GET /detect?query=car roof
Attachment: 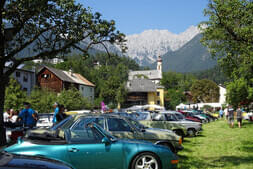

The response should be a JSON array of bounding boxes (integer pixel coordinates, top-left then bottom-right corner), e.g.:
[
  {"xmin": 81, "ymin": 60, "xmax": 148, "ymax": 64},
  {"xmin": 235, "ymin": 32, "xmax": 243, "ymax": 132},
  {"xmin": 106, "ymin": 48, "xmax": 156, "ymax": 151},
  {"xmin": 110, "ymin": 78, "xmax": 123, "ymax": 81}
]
[{"xmin": 72, "ymin": 113, "xmax": 129, "ymax": 120}]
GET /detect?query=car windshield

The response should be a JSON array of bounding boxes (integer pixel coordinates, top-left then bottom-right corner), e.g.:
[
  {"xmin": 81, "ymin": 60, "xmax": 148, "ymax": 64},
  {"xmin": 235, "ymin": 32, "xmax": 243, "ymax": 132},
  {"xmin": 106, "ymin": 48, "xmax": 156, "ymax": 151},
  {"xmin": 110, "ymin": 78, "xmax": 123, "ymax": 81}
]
[
  {"xmin": 127, "ymin": 118, "xmax": 147, "ymax": 130},
  {"xmin": 50, "ymin": 116, "xmax": 72, "ymax": 130},
  {"xmin": 175, "ymin": 113, "xmax": 184, "ymax": 120},
  {"xmin": 0, "ymin": 151, "xmax": 13, "ymax": 166},
  {"xmin": 72, "ymin": 117, "xmax": 117, "ymax": 141},
  {"xmin": 133, "ymin": 113, "xmax": 149, "ymax": 120},
  {"xmin": 93, "ymin": 123, "xmax": 117, "ymax": 141}
]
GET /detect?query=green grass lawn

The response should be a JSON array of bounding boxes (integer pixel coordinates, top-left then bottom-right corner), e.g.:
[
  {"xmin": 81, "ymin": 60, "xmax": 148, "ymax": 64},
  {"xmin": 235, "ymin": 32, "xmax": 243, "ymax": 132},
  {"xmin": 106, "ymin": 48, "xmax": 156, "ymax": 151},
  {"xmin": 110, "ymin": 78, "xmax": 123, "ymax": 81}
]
[{"xmin": 178, "ymin": 119, "xmax": 253, "ymax": 169}]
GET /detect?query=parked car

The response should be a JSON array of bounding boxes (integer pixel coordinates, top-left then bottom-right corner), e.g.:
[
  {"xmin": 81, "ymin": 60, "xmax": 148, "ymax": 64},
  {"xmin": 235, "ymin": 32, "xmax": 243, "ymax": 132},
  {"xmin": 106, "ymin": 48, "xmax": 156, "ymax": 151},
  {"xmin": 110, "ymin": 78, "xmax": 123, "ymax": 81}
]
[
  {"xmin": 84, "ymin": 113, "xmax": 183, "ymax": 153},
  {"xmin": 179, "ymin": 110, "xmax": 207, "ymax": 123},
  {"xmin": 5, "ymin": 123, "xmax": 179, "ymax": 169},
  {"xmin": 133, "ymin": 112, "xmax": 188, "ymax": 139},
  {"xmin": 28, "ymin": 114, "xmax": 183, "ymax": 153},
  {"xmin": 37, "ymin": 113, "xmax": 54, "ymax": 128},
  {"xmin": 158, "ymin": 111, "xmax": 202, "ymax": 136},
  {"xmin": 65, "ymin": 110, "xmax": 91, "ymax": 115},
  {"xmin": 0, "ymin": 151, "xmax": 73, "ymax": 169},
  {"xmin": 177, "ymin": 110, "xmax": 201, "ymax": 123}
]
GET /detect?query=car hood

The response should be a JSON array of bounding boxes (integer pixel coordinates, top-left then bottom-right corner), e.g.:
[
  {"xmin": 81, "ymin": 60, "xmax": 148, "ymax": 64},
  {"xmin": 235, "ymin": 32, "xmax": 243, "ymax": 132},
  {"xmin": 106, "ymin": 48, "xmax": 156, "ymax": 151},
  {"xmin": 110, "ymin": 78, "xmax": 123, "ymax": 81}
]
[
  {"xmin": 177, "ymin": 120, "xmax": 201, "ymax": 125},
  {"xmin": 194, "ymin": 115, "xmax": 206, "ymax": 119},
  {"xmin": 144, "ymin": 128, "xmax": 180, "ymax": 140}
]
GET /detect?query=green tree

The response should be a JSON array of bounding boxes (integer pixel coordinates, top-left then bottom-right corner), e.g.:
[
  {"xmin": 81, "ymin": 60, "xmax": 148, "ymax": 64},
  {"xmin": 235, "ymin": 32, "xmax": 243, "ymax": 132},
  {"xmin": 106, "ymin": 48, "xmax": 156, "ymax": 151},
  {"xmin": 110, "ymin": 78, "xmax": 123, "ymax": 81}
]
[
  {"xmin": 200, "ymin": 0, "xmax": 253, "ymax": 106},
  {"xmin": 0, "ymin": 0, "xmax": 125, "ymax": 145},
  {"xmin": 115, "ymin": 83, "xmax": 128, "ymax": 108},
  {"xmin": 161, "ymin": 72, "xmax": 196, "ymax": 91},
  {"xmin": 28, "ymin": 87, "xmax": 57, "ymax": 113},
  {"xmin": 57, "ymin": 87, "xmax": 92, "ymax": 111},
  {"xmin": 165, "ymin": 89, "xmax": 186, "ymax": 110},
  {"xmin": 4, "ymin": 78, "xmax": 27, "ymax": 111},
  {"xmin": 226, "ymin": 78, "xmax": 250, "ymax": 107},
  {"xmin": 191, "ymin": 79, "xmax": 220, "ymax": 103}
]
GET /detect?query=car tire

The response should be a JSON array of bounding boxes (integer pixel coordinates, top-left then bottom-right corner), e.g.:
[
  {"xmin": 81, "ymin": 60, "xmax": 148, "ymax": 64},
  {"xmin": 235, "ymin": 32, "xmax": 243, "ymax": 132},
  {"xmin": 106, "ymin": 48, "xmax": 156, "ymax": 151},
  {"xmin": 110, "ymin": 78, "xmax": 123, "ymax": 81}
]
[
  {"xmin": 131, "ymin": 152, "xmax": 161, "ymax": 169},
  {"xmin": 187, "ymin": 128, "xmax": 196, "ymax": 137}
]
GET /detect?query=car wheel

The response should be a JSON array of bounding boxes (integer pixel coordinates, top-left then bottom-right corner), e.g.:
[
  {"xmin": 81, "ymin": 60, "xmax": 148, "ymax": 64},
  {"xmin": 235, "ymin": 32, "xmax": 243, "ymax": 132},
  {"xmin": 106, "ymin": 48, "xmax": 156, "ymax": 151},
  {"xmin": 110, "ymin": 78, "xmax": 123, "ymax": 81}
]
[
  {"xmin": 131, "ymin": 152, "xmax": 161, "ymax": 169},
  {"xmin": 187, "ymin": 128, "xmax": 196, "ymax": 137}
]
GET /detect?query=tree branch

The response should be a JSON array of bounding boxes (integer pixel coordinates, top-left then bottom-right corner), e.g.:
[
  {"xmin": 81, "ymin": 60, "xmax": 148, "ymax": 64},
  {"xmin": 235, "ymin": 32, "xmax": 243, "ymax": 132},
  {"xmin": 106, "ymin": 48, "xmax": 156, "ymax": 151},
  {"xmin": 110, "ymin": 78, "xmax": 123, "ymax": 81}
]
[
  {"xmin": 4, "ymin": 40, "xmax": 77, "ymax": 77},
  {"xmin": 5, "ymin": 26, "xmax": 55, "ymax": 61},
  {"xmin": 213, "ymin": 5, "xmax": 251, "ymax": 44},
  {"xmin": 0, "ymin": 0, "xmax": 6, "ymax": 10}
]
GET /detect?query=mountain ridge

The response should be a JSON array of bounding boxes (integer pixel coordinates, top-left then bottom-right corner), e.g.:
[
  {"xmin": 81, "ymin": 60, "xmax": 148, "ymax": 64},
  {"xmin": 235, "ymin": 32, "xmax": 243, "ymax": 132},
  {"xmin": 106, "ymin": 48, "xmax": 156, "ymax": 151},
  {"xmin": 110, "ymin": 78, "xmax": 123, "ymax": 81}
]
[
  {"xmin": 150, "ymin": 34, "xmax": 217, "ymax": 72},
  {"xmin": 125, "ymin": 25, "xmax": 200, "ymax": 66}
]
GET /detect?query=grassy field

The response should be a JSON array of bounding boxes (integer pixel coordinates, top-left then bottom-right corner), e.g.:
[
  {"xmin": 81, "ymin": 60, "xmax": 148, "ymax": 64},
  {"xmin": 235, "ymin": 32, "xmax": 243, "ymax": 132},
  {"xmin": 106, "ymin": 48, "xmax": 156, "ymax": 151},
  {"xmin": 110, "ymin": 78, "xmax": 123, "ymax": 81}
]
[{"xmin": 178, "ymin": 119, "xmax": 253, "ymax": 169}]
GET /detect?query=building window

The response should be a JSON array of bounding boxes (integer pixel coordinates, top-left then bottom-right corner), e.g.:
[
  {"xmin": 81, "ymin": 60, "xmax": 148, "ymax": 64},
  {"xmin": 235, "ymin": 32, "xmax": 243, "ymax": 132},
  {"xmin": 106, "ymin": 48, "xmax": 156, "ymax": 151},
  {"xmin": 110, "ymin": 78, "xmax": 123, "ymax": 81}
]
[
  {"xmin": 90, "ymin": 88, "xmax": 92, "ymax": 92},
  {"xmin": 23, "ymin": 75, "xmax": 28, "ymax": 82},
  {"xmin": 157, "ymin": 100, "xmax": 160, "ymax": 105},
  {"xmin": 41, "ymin": 74, "xmax": 50, "ymax": 79},
  {"xmin": 16, "ymin": 71, "xmax": 20, "ymax": 77},
  {"xmin": 23, "ymin": 88, "xmax": 27, "ymax": 92},
  {"xmin": 157, "ymin": 92, "xmax": 160, "ymax": 96}
]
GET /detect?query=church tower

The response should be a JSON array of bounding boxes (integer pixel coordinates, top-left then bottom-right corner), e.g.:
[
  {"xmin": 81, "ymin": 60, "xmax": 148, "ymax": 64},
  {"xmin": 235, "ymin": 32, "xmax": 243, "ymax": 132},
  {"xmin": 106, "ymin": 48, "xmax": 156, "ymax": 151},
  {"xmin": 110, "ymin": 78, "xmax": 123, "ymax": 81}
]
[{"xmin": 157, "ymin": 56, "xmax": 162, "ymax": 74}]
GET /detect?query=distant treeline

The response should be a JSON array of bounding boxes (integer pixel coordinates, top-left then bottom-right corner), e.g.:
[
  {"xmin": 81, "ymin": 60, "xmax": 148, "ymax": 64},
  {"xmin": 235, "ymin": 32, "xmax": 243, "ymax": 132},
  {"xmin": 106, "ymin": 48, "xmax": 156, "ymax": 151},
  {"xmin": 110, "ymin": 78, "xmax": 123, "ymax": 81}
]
[{"xmin": 192, "ymin": 65, "xmax": 229, "ymax": 85}]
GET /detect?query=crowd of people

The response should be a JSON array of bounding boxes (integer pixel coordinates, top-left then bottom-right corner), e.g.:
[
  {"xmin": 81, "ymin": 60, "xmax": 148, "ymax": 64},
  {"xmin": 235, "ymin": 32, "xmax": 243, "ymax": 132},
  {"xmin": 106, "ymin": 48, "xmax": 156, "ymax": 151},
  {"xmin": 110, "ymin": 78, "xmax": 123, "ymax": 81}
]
[
  {"xmin": 219, "ymin": 105, "xmax": 243, "ymax": 128},
  {"xmin": 4, "ymin": 102, "xmax": 68, "ymax": 129},
  {"xmin": 4, "ymin": 102, "xmax": 37, "ymax": 129}
]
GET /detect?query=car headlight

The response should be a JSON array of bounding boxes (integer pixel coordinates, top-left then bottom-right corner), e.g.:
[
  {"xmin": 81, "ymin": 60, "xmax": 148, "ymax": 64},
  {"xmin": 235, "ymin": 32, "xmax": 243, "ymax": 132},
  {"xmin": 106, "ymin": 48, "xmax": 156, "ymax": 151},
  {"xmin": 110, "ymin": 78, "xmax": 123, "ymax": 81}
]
[{"xmin": 179, "ymin": 137, "xmax": 182, "ymax": 145}]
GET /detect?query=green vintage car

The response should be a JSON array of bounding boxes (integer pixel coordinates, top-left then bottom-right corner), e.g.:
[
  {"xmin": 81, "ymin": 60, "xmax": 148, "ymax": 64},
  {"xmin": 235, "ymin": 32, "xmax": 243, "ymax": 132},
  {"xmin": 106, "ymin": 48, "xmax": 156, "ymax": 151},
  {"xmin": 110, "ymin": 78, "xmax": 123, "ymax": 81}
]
[
  {"xmin": 133, "ymin": 112, "xmax": 188, "ymax": 138},
  {"xmin": 5, "ymin": 123, "xmax": 179, "ymax": 169},
  {"xmin": 27, "ymin": 114, "xmax": 183, "ymax": 153}
]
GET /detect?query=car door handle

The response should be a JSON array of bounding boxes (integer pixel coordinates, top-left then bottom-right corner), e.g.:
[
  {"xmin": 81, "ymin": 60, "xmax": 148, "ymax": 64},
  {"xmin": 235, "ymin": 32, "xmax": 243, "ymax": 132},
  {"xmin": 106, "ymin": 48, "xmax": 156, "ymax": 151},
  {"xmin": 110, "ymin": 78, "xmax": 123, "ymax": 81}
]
[{"xmin": 68, "ymin": 148, "xmax": 79, "ymax": 153}]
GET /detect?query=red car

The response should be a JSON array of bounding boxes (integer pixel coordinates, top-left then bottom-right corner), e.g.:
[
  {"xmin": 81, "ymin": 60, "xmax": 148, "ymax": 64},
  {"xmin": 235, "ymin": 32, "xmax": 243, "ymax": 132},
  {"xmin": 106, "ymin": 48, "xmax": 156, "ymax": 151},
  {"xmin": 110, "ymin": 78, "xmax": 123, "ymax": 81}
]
[{"xmin": 178, "ymin": 110, "xmax": 202, "ymax": 123}]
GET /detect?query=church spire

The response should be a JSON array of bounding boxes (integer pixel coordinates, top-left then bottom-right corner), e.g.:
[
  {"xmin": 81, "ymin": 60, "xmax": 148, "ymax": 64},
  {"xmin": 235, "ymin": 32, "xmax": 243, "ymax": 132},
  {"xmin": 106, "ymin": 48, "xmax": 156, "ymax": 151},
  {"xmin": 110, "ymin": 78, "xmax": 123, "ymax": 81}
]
[{"xmin": 157, "ymin": 56, "xmax": 162, "ymax": 73}]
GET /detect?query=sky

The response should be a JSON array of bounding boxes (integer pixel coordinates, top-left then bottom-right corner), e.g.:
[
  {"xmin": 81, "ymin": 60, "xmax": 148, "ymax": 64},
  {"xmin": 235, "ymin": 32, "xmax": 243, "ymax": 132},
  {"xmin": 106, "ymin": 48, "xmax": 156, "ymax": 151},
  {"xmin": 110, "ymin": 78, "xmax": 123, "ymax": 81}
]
[{"xmin": 77, "ymin": 0, "xmax": 209, "ymax": 35}]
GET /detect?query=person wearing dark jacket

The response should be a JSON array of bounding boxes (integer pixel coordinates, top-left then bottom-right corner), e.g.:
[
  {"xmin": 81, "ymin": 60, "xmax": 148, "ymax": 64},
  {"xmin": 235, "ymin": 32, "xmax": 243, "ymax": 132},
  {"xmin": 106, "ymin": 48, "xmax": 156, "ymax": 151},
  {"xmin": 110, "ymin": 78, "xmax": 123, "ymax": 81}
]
[
  {"xmin": 236, "ymin": 106, "xmax": 243, "ymax": 128},
  {"xmin": 56, "ymin": 105, "xmax": 67, "ymax": 123}
]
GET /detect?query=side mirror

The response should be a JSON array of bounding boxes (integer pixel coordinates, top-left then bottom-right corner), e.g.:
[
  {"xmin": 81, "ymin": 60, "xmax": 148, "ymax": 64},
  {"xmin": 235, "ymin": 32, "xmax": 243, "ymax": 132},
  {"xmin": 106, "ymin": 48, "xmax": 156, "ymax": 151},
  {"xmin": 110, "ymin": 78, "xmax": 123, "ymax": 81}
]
[{"xmin": 101, "ymin": 137, "xmax": 111, "ymax": 145}]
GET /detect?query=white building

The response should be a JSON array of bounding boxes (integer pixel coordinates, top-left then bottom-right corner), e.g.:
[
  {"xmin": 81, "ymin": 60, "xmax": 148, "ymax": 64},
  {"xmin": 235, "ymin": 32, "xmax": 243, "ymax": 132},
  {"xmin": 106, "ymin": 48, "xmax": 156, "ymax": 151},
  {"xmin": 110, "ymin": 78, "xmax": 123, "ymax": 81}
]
[
  {"xmin": 4, "ymin": 62, "xmax": 36, "ymax": 95},
  {"xmin": 12, "ymin": 68, "xmax": 36, "ymax": 95},
  {"xmin": 176, "ymin": 85, "xmax": 227, "ymax": 110},
  {"xmin": 32, "ymin": 57, "xmax": 64, "ymax": 65},
  {"xmin": 219, "ymin": 84, "xmax": 227, "ymax": 104},
  {"xmin": 128, "ymin": 56, "xmax": 162, "ymax": 84}
]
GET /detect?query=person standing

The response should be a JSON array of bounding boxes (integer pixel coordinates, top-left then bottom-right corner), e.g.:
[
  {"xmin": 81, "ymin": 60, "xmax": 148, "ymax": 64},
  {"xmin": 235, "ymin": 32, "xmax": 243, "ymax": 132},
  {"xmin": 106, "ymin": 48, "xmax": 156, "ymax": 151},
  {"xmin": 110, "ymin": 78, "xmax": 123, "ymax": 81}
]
[
  {"xmin": 3, "ymin": 109, "xmax": 11, "ymax": 122},
  {"xmin": 18, "ymin": 102, "xmax": 38, "ymax": 128},
  {"xmin": 52, "ymin": 102, "xmax": 59, "ymax": 124},
  {"xmin": 56, "ymin": 105, "xmax": 67, "ymax": 123},
  {"xmin": 10, "ymin": 110, "xmax": 19, "ymax": 123},
  {"xmin": 236, "ymin": 106, "xmax": 243, "ymax": 128},
  {"xmin": 224, "ymin": 107, "xmax": 229, "ymax": 120},
  {"xmin": 228, "ymin": 105, "xmax": 234, "ymax": 128},
  {"xmin": 219, "ymin": 108, "xmax": 224, "ymax": 119}
]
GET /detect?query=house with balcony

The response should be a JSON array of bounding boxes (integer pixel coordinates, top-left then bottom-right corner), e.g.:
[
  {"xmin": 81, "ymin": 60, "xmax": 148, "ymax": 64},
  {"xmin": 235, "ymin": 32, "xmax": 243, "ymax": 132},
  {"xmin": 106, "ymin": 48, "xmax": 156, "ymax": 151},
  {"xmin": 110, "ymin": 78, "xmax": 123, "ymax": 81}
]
[{"xmin": 37, "ymin": 66, "xmax": 95, "ymax": 102}]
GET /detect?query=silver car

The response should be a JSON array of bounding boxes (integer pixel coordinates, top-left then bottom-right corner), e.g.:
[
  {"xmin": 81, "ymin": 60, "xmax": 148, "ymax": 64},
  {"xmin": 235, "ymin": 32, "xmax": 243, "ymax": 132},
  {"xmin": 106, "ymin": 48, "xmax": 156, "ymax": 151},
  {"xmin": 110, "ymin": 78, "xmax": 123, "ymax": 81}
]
[{"xmin": 155, "ymin": 111, "xmax": 202, "ymax": 137}]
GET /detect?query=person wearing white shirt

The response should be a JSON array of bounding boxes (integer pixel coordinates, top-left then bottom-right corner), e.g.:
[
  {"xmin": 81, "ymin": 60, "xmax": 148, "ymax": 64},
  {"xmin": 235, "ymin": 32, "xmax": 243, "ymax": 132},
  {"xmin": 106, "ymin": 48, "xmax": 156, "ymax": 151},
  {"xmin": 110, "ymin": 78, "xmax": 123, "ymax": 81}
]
[
  {"xmin": 3, "ymin": 109, "xmax": 11, "ymax": 122},
  {"xmin": 9, "ymin": 110, "xmax": 18, "ymax": 123}
]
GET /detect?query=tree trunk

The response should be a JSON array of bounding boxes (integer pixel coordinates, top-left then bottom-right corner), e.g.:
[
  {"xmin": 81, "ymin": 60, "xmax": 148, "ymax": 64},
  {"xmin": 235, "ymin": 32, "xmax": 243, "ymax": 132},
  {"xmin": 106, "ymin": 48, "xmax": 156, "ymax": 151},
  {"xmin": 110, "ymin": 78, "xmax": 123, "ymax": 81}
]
[{"xmin": 0, "ymin": 74, "xmax": 7, "ymax": 146}]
